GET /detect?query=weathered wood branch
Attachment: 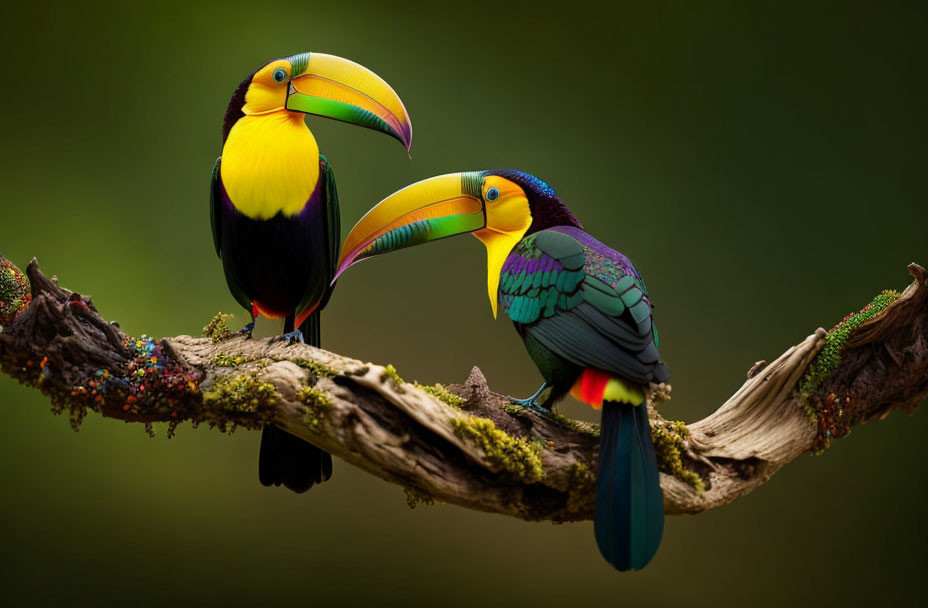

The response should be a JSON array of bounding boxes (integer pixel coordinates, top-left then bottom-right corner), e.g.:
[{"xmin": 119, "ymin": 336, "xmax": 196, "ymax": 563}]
[{"xmin": 1, "ymin": 255, "xmax": 926, "ymax": 520}]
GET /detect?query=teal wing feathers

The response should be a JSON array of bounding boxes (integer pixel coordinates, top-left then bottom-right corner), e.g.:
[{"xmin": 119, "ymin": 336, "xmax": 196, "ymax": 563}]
[
  {"xmin": 500, "ymin": 228, "xmax": 668, "ymax": 384},
  {"xmin": 500, "ymin": 230, "xmax": 586, "ymax": 324}
]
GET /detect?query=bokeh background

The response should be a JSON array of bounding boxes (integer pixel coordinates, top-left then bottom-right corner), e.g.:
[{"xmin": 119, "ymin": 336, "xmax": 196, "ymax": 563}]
[{"xmin": 1, "ymin": 1, "xmax": 925, "ymax": 605}]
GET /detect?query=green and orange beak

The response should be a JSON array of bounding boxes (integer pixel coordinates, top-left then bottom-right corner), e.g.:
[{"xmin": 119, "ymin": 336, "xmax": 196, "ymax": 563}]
[
  {"xmin": 284, "ymin": 52, "xmax": 413, "ymax": 152},
  {"xmin": 335, "ymin": 172, "xmax": 487, "ymax": 277},
  {"xmin": 335, "ymin": 171, "xmax": 534, "ymax": 317}
]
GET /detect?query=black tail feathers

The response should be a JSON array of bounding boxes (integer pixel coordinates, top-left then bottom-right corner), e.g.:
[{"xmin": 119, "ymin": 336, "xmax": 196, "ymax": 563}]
[
  {"xmin": 299, "ymin": 311, "xmax": 321, "ymax": 347},
  {"xmin": 258, "ymin": 424, "xmax": 333, "ymax": 493},
  {"xmin": 258, "ymin": 310, "xmax": 332, "ymax": 493}
]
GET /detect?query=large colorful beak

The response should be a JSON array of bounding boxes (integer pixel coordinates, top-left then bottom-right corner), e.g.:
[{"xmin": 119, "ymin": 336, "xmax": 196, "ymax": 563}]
[
  {"xmin": 335, "ymin": 172, "xmax": 487, "ymax": 280},
  {"xmin": 285, "ymin": 52, "xmax": 413, "ymax": 152}
]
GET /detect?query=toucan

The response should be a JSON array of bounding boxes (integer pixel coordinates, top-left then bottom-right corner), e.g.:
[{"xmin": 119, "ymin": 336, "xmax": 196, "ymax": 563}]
[
  {"xmin": 334, "ymin": 170, "xmax": 669, "ymax": 570},
  {"xmin": 210, "ymin": 52, "xmax": 412, "ymax": 493}
]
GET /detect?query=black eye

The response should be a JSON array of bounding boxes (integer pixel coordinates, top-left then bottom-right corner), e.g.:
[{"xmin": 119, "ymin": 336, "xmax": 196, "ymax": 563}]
[
  {"xmin": 273, "ymin": 68, "xmax": 287, "ymax": 83},
  {"xmin": 486, "ymin": 187, "xmax": 500, "ymax": 201}
]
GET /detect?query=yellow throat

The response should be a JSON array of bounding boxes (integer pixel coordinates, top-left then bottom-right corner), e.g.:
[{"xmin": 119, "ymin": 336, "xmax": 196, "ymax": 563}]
[
  {"xmin": 474, "ymin": 187, "xmax": 532, "ymax": 319},
  {"xmin": 220, "ymin": 112, "xmax": 320, "ymax": 220}
]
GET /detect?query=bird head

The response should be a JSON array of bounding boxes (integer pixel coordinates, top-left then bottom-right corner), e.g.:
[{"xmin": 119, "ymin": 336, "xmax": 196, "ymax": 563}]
[
  {"xmin": 223, "ymin": 52, "xmax": 412, "ymax": 151},
  {"xmin": 334, "ymin": 170, "xmax": 581, "ymax": 317}
]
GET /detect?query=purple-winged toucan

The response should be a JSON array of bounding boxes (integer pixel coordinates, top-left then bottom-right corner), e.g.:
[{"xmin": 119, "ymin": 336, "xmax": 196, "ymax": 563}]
[
  {"xmin": 335, "ymin": 171, "xmax": 670, "ymax": 570},
  {"xmin": 210, "ymin": 52, "xmax": 412, "ymax": 493}
]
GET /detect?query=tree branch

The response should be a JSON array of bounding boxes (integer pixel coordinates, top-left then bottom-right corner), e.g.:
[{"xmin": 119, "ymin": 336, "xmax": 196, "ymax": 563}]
[{"xmin": 1, "ymin": 254, "xmax": 925, "ymax": 520}]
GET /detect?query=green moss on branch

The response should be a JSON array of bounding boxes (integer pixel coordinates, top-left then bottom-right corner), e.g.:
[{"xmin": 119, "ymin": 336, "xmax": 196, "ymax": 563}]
[
  {"xmin": 201, "ymin": 372, "xmax": 278, "ymax": 431},
  {"xmin": 450, "ymin": 415, "xmax": 544, "ymax": 483},
  {"xmin": 293, "ymin": 358, "xmax": 337, "ymax": 379},
  {"xmin": 297, "ymin": 386, "xmax": 331, "ymax": 430},
  {"xmin": 800, "ymin": 290, "xmax": 900, "ymax": 401},
  {"xmin": 380, "ymin": 364, "xmax": 406, "ymax": 393},
  {"xmin": 799, "ymin": 289, "xmax": 901, "ymax": 453},
  {"xmin": 214, "ymin": 353, "xmax": 251, "ymax": 367},
  {"xmin": 415, "ymin": 382, "xmax": 465, "ymax": 408},
  {"xmin": 502, "ymin": 402, "xmax": 600, "ymax": 437},
  {"xmin": 546, "ymin": 410, "xmax": 600, "ymax": 438},
  {"xmin": 565, "ymin": 462, "xmax": 597, "ymax": 517},
  {"xmin": 202, "ymin": 312, "xmax": 236, "ymax": 343},
  {"xmin": 650, "ymin": 419, "xmax": 705, "ymax": 492},
  {"xmin": 404, "ymin": 486, "xmax": 441, "ymax": 508}
]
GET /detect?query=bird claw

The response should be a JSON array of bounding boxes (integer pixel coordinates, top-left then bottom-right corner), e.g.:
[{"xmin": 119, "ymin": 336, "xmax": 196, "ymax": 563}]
[
  {"xmin": 269, "ymin": 329, "xmax": 304, "ymax": 345},
  {"xmin": 236, "ymin": 322, "xmax": 255, "ymax": 338}
]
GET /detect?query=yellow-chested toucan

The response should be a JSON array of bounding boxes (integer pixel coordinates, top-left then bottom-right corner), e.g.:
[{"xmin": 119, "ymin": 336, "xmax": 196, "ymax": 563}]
[
  {"xmin": 210, "ymin": 52, "xmax": 411, "ymax": 493},
  {"xmin": 335, "ymin": 171, "xmax": 670, "ymax": 570}
]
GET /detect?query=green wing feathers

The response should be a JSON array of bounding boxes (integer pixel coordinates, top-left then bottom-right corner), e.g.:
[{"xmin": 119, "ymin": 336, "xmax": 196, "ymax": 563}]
[{"xmin": 501, "ymin": 228, "xmax": 668, "ymax": 385}]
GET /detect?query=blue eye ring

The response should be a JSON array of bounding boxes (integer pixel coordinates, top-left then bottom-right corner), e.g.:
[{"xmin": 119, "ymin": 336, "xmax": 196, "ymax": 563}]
[
  {"xmin": 273, "ymin": 68, "xmax": 287, "ymax": 83},
  {"xmin": 486, "ymin": 187, "xmax": 500, "ymax": 201}
]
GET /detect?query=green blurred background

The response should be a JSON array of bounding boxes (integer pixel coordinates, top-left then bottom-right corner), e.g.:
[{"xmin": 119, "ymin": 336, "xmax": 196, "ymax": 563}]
[{"xmin": 1, "ymin": 1, "xmax": 925, "ymax": 605}]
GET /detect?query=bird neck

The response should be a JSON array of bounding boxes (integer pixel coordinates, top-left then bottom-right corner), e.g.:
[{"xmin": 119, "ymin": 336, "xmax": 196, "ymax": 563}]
[
  {"xmin": 220, "ymin": 111, "xmax": 321, "ymax": 220},
  {"xmin": 526, "ymin": 196, "xmax": 583, "ymax": 235}
]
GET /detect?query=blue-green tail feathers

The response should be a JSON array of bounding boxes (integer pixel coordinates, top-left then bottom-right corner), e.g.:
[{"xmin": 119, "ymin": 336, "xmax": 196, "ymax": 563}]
[{"xmin": 594, "ymin": 401, "xmax": 664, "ymax": 571}]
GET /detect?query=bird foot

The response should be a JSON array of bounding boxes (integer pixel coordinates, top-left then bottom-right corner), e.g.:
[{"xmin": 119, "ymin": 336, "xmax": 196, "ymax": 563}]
[
  {"xmin": 507, "ymin": 395, "xmax": 551, "ymax": 414},
  {"xmin": 506, "ymin": 382, "xmax": 550, "ymax": 414},
  {"xmin": 269, "ymin": 329, "xmax": 304, "ymax": 345},
  {"xmin": 236, "ymin": 322, "xmax": 255, "ymax": 338}
]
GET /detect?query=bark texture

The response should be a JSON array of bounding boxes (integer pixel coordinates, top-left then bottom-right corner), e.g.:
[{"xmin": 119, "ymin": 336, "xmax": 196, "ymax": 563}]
[{"xmin": 1, "ymin": 257, "xmax": 925, "ymax": 520}]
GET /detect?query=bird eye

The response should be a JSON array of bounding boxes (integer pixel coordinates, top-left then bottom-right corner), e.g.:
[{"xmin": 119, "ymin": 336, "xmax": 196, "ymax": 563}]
[
  {"xmin": 273, "ymin": 68, "xmax": 287, "ymax": 83},
  {"xmin": 486, "ymin": 187, "xmax": 500, "ymax": 201}
]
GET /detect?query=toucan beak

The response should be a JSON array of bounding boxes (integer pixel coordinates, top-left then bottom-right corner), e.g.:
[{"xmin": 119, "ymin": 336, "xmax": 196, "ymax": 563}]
[
  {"xmin": 285, "ymin": 52, "xmax": 413, "ymax": 152},
  {"xmin": 334, "ymin": 172, "xmax": 487, "ymax": 280}
]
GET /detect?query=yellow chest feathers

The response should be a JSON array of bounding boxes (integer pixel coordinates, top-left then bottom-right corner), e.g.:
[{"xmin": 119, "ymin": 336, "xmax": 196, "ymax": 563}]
[{"xmin": 221, "ymin": 112, "xmax": 320, "ymax": 220}]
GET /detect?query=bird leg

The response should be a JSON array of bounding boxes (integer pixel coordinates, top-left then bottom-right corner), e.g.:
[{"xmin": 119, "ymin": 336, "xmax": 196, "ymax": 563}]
[{"xmin": 235, "ymin": 321, "xmax": 256, "ymax": 338}]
